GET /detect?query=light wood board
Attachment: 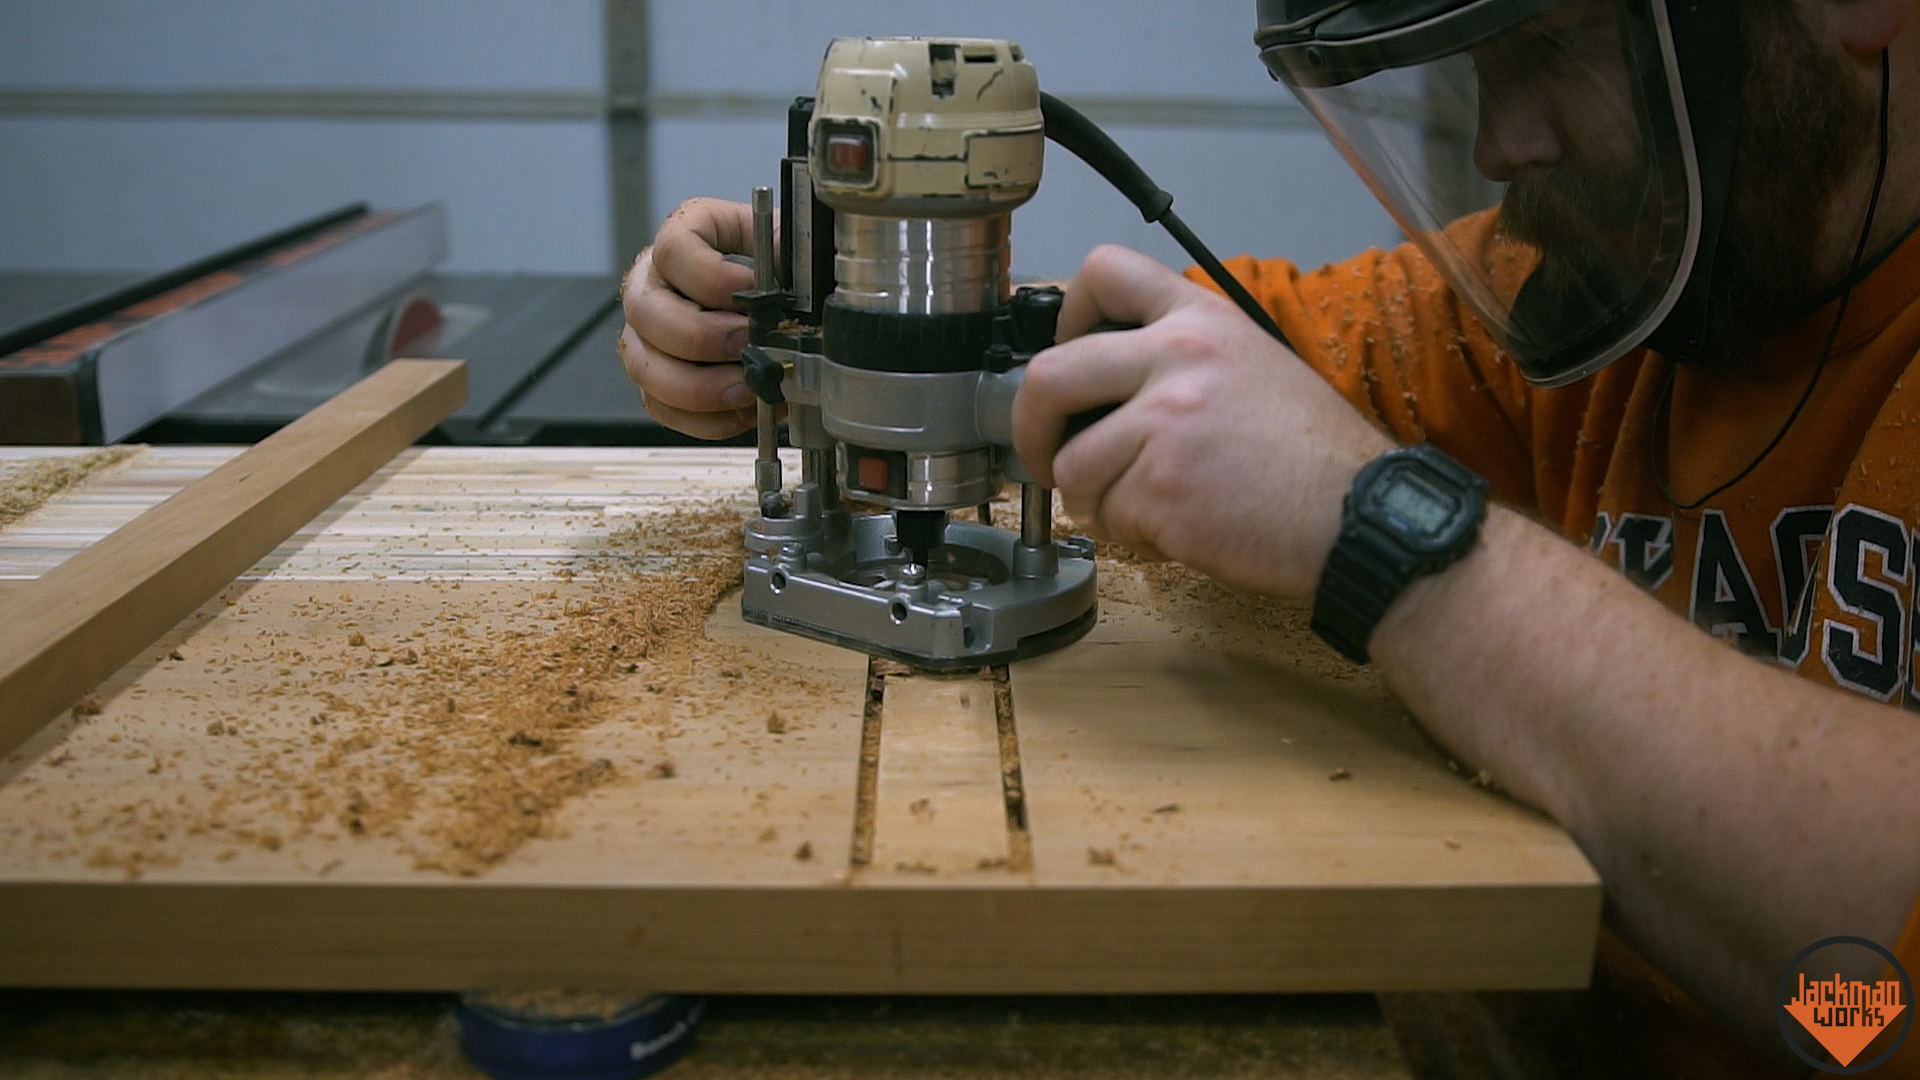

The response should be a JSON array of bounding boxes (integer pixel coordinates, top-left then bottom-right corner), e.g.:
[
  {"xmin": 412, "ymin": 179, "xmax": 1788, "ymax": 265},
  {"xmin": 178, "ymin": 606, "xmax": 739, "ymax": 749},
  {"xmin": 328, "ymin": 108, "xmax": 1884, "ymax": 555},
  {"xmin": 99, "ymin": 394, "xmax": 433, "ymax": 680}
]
[{"xmin": 0, "ymin": 446, "xmax": 1599, "ymax": 993}]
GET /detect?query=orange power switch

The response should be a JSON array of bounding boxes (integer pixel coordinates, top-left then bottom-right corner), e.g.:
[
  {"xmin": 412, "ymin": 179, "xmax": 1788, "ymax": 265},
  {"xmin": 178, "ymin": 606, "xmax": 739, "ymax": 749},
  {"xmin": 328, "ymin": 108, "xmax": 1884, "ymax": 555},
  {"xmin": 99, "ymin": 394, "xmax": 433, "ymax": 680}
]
[
  {"xmin": 856, "ymin": 454, "xmax": 891, "ymax": 493},
  {"xmin": 827, "ymin": 133, "xmax": 872, "ymax": 178}
]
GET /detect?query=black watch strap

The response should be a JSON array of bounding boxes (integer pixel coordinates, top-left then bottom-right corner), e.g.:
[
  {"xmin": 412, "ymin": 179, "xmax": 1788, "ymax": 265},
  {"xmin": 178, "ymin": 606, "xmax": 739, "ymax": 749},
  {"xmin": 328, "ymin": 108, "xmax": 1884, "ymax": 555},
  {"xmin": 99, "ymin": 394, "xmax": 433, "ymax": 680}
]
[
  {"xmin": 1313, "ymin": 533, "xmax": 1412, "ymax": 664},
  {"xmin": 1311, "ymin": 444, "xmax": 1487, "ymax": 664}
]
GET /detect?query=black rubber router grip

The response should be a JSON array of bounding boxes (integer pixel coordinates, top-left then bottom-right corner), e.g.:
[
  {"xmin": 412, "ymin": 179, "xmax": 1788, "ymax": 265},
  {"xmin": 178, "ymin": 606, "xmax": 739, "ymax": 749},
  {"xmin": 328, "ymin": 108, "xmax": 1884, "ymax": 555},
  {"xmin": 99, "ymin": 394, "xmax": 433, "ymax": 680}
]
[
  {"xmin": 822, "ymin": 300, "xmax": 999, "ymax": 373},
  {"xmin": 1058, "ymin": 320, "xmax": 1134, "ymax": 449},
  {"xmin": 1062, "ymin": 403, "xmax": 1117, "ymax": 446}
]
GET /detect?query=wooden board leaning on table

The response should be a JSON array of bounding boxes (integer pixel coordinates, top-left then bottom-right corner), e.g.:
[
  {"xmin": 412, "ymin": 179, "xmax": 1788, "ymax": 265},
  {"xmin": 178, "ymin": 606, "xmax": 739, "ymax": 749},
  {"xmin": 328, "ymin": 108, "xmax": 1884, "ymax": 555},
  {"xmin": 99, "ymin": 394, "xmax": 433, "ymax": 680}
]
[
  {"xmin": 0, "ymin": 359, "xmax": 467, "ymax": 758},
  {"xmin": 0, "ymin": 444, "xmax": 1598, "ymax": 993}
]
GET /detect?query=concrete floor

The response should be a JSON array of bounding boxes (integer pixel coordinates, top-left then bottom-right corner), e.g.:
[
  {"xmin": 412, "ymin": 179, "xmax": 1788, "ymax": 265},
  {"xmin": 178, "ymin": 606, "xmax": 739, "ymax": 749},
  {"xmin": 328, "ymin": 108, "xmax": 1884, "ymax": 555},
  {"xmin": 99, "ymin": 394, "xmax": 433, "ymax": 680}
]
[{"xmin": 0, "ymin": 991, "xmax": 1412, "ymax": 1079}]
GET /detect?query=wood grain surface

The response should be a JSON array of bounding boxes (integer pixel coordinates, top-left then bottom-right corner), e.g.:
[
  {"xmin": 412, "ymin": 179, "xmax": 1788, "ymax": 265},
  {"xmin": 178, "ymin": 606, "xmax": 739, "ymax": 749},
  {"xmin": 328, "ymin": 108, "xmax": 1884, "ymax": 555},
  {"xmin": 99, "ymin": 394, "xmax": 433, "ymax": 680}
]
[{"xmin": 0, "ymin": 446, "xmax": 1599, "ymax": 993}]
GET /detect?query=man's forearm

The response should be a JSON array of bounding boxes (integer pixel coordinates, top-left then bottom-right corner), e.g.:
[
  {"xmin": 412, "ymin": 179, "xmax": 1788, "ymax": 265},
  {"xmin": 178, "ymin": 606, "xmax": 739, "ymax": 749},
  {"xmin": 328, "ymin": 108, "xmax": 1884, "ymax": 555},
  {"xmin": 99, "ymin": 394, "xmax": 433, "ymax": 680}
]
[{"xmin": 1368, "ymin": 506, "xmax": 1920, "ymax": 1045}]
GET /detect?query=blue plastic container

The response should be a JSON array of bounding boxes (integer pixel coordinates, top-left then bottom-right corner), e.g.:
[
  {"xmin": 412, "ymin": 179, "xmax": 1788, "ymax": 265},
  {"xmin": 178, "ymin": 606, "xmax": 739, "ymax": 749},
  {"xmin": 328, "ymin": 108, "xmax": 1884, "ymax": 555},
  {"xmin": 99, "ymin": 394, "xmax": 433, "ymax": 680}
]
[{"xmin": 456, "ymin": 991, "xmax": 704, "ymax": 1080}]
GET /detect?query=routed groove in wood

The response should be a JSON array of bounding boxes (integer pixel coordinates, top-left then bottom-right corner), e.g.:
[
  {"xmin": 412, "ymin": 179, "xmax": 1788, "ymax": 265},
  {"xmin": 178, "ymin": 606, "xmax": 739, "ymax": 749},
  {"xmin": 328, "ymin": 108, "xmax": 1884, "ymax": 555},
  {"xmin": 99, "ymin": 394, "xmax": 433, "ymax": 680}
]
[
  {"xmin": 849, "ymin": 660, "xmax": 1030, "ymax": 874},
  {"xmin": 0, "ymin": 359, "xmax": 467, "ymax": 759},
  {"xmin": 991, "ymin": 664, "xmax": 1032, "ymax": 872},
  {"xmin": 848, "ymin": 656, "xmax": 887, "ymax": 868}
]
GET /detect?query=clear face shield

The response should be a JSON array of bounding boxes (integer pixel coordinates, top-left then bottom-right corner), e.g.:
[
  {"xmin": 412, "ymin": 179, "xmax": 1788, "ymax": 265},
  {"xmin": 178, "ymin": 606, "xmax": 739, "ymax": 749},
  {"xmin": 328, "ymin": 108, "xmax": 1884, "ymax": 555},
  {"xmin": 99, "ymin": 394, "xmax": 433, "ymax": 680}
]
[{"xmin": 1259, "ymin": 0, "xmax": 1710, "ymax": 387}]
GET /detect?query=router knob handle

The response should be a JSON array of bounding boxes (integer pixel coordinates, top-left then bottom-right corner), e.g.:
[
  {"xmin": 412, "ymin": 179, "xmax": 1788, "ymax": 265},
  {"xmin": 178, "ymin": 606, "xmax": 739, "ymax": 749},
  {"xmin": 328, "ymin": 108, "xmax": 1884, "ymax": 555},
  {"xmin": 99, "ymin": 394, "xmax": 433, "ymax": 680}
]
[{"xmin": 740, "ymin": 344, "xmax": 787, "ymax": 405}]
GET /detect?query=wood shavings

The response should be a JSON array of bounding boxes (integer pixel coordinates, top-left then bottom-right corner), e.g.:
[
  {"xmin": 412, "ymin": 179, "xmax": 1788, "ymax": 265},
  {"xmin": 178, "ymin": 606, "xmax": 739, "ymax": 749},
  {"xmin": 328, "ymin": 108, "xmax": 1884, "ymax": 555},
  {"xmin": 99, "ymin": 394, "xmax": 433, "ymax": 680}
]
[
  {"xmin": 0, "ymin": 446, "xmax": 142, "ymax": 533},
  {"xmin": 1113, "ymin": 559, "xmax": 1382, "ymax": 687},
  {"xmin": 465, "ymin": 989, "xmax": 645, "ymax": 1026},
  {"xmin": 17, "ymin": 498, "xmax": 756, "ymax": 879},
  {"xmin": 354, "ymin": 501, "xmax": 748, "ymax": 875}
]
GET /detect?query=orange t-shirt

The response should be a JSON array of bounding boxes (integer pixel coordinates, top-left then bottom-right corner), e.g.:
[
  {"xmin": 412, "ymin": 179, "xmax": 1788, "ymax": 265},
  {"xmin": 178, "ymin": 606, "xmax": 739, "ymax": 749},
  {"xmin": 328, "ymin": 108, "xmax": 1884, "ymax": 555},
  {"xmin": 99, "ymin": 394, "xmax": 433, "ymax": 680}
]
[{"xmin": 1190, "ymin": 220, "xmax": 1920, "ymax": 1075}]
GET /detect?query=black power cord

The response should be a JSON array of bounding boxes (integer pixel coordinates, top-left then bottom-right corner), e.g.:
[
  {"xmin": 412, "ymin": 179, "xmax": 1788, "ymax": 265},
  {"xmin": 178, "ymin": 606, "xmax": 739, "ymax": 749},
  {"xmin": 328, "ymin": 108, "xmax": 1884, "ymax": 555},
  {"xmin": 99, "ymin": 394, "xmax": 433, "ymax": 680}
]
[
  {"xmin": 1653, "ymin": 48, "xmax": 1892, "ymax": 510},
  {"xmin": 1039, "ymin": 91, "xmax": 1295, "ymax": 352}
]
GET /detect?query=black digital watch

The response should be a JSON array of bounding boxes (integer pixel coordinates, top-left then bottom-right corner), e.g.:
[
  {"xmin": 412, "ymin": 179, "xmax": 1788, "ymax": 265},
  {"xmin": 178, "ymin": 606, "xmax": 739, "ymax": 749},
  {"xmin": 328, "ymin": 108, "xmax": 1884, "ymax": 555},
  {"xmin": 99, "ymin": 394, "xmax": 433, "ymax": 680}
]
[{"xmin": 1311, "ymin": 443, "xmax": 1488, "ymax": 664}]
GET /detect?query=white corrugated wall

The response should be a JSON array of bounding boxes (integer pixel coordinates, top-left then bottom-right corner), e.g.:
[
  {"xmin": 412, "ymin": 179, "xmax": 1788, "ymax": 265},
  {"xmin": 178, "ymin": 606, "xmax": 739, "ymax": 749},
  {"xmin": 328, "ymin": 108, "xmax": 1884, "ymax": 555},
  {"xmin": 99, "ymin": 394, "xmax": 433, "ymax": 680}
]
[{"xmin": 0, "ymin": 0, "xmax": 1403, "ymax": 279}]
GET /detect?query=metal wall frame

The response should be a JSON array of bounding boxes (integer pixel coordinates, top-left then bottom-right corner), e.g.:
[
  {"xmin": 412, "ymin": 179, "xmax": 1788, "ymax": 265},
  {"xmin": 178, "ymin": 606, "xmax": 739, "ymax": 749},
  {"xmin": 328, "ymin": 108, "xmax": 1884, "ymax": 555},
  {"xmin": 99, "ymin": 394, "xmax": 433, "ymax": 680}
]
[{"xmin": 604, "ymin": 0, "xmax": 652, "ymax": 274}]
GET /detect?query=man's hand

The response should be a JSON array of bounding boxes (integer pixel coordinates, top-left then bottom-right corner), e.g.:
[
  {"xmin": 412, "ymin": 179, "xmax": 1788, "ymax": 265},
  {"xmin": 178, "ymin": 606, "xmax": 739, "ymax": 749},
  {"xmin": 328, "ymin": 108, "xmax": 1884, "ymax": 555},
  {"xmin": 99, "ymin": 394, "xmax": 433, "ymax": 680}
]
[
  {"xmin": 1012, "ymin": 244, "xmax": 1392, "ymax": 597},
  {"xmin": 619, "ymin": 197, "xmax": 765, "ymax": 439}
]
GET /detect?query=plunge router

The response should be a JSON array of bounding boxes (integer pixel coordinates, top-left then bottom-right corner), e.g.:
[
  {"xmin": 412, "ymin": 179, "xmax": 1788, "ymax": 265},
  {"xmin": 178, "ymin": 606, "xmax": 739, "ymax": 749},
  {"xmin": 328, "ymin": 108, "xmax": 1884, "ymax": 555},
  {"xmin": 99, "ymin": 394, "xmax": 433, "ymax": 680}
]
[
  {"xmin": 733, "ymin": 36, "xmax": 1296, "ymax": 671},
  {"xmin": 735, "ymin": 37, "xmax": 1098, "ymax": 671}
]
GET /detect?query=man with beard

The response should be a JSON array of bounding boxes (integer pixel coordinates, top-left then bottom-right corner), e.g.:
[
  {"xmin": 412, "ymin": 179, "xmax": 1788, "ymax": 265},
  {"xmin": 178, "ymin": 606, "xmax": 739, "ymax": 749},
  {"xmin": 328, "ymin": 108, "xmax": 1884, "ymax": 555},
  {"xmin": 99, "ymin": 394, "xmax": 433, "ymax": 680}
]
[{"xmin": 620, "ymin": 0, "xmax": 1920, "ymax": 1073}]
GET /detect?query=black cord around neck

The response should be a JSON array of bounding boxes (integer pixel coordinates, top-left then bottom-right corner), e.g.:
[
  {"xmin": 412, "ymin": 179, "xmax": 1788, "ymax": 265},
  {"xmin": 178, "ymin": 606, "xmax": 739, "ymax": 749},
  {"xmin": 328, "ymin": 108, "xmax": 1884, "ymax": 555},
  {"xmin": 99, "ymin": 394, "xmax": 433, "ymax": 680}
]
[{"xmin": 1653, "ymin": 48, "xmax": 1892, "ymax": 511}]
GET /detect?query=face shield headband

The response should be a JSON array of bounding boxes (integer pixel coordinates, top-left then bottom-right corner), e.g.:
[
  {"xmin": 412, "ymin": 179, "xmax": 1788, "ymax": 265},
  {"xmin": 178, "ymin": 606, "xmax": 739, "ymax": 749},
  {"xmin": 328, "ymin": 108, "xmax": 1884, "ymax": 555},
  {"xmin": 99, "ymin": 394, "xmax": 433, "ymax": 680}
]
[{"xmin": 1256, "ymin": 0, "xmax": 1743, "ymax": 387}]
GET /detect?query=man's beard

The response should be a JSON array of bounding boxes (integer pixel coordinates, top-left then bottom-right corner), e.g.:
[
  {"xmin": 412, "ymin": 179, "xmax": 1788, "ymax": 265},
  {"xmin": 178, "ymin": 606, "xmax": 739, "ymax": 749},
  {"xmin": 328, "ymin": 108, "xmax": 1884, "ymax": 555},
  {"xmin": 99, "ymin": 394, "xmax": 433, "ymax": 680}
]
[
  {"xmin": 1499, "ymin": 151, "xmax": 1647, "ymax": 295},
  {"xmin": 1497, "ymin": 1, "xmax": 1877, "ymax": 370}
]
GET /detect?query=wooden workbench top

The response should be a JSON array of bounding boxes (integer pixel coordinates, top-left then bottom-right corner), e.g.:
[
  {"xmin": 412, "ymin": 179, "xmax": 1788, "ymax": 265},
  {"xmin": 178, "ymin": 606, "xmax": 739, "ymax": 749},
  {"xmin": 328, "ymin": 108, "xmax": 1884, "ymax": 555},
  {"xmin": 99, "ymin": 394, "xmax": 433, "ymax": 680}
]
[{"xmin": 0, "ymin": 447, "xmax": 1598, "ymax": 993}]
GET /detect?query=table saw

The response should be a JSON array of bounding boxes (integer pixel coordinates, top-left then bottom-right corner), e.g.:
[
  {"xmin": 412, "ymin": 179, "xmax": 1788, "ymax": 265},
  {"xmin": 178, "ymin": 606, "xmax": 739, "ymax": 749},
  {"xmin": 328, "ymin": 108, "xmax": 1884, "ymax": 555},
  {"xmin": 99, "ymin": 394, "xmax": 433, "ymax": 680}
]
[{"xmin": 0, "ymin": 203, "xmax": 697, "ymax": 449}]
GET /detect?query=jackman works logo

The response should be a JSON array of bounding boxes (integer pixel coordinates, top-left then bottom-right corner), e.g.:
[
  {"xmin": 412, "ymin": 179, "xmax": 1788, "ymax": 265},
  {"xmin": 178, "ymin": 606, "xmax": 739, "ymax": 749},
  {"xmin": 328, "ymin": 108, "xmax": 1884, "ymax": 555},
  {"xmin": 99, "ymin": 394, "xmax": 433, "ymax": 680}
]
[{"xmin": 1777, "ymin": 936, "xmax": 1911, "ymax": 1072}]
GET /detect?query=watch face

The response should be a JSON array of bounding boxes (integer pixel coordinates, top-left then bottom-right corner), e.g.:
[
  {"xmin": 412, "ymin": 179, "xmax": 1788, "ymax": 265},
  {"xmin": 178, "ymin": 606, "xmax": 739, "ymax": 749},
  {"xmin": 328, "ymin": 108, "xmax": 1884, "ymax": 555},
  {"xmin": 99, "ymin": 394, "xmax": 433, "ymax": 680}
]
[{"xmin": 1376, "ymin": 471, "xmax": 1458, "ymax": 539}]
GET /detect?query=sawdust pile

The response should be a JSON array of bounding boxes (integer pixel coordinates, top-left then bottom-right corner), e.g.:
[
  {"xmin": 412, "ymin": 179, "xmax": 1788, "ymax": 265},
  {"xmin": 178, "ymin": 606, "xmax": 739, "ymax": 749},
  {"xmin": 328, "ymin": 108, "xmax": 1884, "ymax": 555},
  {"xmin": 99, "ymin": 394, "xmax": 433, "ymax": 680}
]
[
  {"xmin": 19, "ymin": 499, "xmax": 758, "ymax": 879},
  {"xmin": 462, "ymin": 988, "xmax": 647, "ymax": 1025},
  {"xmin": 311, "ymin": 501, "xmax": 750, "ymax": 875},
  {"xmin": 333, "ymin": 501, "xmax": 751, "ymax": 875},
  {"xmin": 983, "ymin": 488, "xmax": 1372, "ymax": 681},
  {"xmin": 0, "ymin": 446, "xmax": 142, "ymax": 532},
  {"xmin": 1131, "ymin": 560, "xmax": 1378, "ymax": 685}
]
